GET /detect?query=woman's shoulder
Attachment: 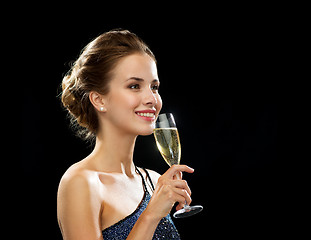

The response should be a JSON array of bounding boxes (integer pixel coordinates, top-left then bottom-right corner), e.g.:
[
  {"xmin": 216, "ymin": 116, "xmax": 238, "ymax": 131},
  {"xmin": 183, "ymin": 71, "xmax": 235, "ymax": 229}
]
[
  {"xmin": 60, "ymin": 161, "xmax": 86, "ymax": 182},
  {"xmin": 57, "ymin": 161, "xmax": 103, "ymax": 217},
  {"xmin": 57, "ymin": 161, "xmax": 103, "ymax": 239},
  {"xmin": 58, "ymin": 161, "xmax": 99, "ymax": 198}
]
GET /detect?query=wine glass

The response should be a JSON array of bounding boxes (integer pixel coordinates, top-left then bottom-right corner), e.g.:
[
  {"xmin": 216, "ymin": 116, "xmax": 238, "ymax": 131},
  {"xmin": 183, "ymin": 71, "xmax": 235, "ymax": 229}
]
[{"xmin": 153, "ymin": 113, "xmax": 203, "ymax": 218}]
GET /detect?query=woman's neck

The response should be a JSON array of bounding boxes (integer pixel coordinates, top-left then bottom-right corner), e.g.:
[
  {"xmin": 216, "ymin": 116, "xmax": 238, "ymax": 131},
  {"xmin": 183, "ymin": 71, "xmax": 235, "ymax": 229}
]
[{"xmin": 87, "ymin": 127, "xmax": 137, "ymax": 176}]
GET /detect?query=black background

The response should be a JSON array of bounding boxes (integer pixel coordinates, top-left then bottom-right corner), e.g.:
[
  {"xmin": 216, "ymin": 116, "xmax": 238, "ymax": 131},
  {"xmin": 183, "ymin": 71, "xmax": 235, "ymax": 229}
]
[{"xmin": 15, "ymin": 8, "xmax": 278, "ymax": 239}]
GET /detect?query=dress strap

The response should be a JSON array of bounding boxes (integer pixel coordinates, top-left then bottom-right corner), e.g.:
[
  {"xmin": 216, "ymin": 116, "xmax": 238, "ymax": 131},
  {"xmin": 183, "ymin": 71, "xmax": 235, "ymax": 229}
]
[
  {"xmin": 135, "ymin": 166, "xmax": 148, "ymax": 192},
  {"xmin": 142, "ymin": 167, "xmax": 155, "ymax": 191},
  {"xmin": 135, "ymin": 166, "xmax": 155, "ymax": 193}
]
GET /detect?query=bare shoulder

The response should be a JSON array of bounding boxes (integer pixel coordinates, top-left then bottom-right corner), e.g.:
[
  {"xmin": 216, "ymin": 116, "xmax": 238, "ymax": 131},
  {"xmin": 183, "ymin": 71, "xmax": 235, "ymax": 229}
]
[
  {"xmin": 58, "ymin": 165, "xmax": 91, "ymax": 215},
  {"xmin": 57, "ymin": 161, "xmax": 102, "ymax": 216},
  {"xmin": 57, "ymin": 162, "xmax": 102, "ymax": 239},
  {"xmin": 58, "ymin": 163, "xmax": 92, "ymax": 194}
]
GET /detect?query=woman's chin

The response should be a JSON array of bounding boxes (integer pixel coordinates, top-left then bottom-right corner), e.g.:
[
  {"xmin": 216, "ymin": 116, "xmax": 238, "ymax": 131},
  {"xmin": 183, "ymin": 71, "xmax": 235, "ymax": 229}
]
[
  {"xmin": 139, "ymin": 132, "xmax": 153, "ymax": 136},
  {"xmin": 137, "ymin": 125, "xmax": 155, "ymax": 136}
]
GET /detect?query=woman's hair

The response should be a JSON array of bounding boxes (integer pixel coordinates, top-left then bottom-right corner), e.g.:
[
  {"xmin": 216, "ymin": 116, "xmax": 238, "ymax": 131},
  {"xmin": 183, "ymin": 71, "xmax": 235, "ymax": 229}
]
[{"xmin": 61, "ymin": 29, "xmax": 155, "ymax": 140}]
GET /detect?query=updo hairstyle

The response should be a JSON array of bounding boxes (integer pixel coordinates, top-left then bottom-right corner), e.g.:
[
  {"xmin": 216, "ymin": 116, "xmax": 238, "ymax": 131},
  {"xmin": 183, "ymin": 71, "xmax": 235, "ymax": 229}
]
[{"xmin": 61, "ymin": 29, "xmax": 155, "ymax": 140}]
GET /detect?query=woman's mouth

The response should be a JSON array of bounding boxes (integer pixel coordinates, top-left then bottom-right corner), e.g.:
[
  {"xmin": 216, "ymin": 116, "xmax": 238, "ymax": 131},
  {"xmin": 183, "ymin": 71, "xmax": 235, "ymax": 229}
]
[{"xmin": 135, "ymin": 110, "xmax": 156, "ymax": 121}]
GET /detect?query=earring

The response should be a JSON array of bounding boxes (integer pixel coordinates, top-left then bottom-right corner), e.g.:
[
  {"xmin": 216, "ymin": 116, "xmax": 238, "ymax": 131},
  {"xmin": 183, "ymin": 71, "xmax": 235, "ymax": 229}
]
[{"xmin": 100, "ymin": 107, "xmax": 104, "ymax": 112}]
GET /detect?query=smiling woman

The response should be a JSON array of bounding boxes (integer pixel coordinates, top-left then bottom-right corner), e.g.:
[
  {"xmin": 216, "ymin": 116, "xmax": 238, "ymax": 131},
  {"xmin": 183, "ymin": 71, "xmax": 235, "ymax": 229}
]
[
  {"xmin": 88, "ymin": 53, "xmax": 162, "ymax": 137},
  {"xmin": 57, "ymin": 29, "xmax": 193, "ymax": 240},
  {"xmin": 61, "ymin": 30, "xmax": 157, "ymax": 140}
]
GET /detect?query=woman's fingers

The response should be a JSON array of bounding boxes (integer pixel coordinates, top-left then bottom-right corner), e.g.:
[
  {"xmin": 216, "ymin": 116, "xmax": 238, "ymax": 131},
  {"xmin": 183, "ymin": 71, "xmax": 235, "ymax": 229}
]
[
  {"xmin": 157, "ymin": 178, "xmax": 192, "ymax": 209},
  {"xmin": 173, "ymin": 171, "xmax": 182, "ymax": 180},
  {"xmin": 171, "ymin": 179, "xmax": 192, "ymax": 196},
  {"xmin": 149, "ymin": 164, "xmax": 195, "ymax": 218},
  {"xmin": 158, "ymin": 177, "xmax": 192, "ymax": 197},
  {"xmin": 172, "ymin": 187, "xmax": 192, "ymax": 206},
  {"xmin": 163, "ymin": 165, "xmax": 194, "ymax": 179}
]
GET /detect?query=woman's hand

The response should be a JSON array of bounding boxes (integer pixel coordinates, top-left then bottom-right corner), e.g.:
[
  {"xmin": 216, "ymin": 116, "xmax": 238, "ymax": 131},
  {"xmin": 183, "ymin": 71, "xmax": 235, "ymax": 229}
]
[{"xmin": 144, "ymin": 165, "xmax": 194, "ymax": 220}]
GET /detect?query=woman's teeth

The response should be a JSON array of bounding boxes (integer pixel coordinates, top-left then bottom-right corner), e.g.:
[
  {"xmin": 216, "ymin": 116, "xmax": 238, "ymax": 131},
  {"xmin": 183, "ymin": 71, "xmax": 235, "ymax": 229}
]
[{"xmin": 136, "ymin": 112, "xmax": 155, "ymax": 117}]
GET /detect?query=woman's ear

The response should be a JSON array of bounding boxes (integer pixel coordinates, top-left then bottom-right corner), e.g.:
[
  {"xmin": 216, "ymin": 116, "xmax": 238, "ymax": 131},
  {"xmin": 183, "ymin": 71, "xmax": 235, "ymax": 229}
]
[{"xmin": 89, "ymin": 91, "xmax": 107, "ymax": 112}]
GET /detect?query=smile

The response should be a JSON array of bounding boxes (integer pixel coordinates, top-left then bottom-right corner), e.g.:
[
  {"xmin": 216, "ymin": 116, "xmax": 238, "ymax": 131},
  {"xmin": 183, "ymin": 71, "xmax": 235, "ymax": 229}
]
[
  {"xmin": 135, "ymin": 110, "xmax": 156, "ymax": 121},
  {"xmin": 136, "ymin": 112, "xmax": 155, "ymax": 117}
]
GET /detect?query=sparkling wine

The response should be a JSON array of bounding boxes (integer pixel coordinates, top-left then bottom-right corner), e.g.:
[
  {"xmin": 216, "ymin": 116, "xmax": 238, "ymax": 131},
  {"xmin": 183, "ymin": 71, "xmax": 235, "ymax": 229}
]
[{"xmin": 153, "ymin": 127, "xmax": 181, "ymax": 166}]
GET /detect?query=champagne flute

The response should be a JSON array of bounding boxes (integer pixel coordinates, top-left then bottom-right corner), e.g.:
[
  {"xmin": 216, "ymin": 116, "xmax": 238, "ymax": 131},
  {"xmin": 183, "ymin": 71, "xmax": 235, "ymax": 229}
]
[{"xmin": 153, "ymin": 113, "xmax": 203, "ymax": 218}]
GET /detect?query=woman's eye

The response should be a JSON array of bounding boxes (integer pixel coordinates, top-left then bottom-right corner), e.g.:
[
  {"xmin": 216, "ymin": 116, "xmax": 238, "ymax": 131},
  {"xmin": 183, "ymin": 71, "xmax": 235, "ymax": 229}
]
[
  {"xmin": 151, "ymin": 85, "xmax": 159, "ymax": 91},
  {"xmin": 129, "ymin": 84, "xmax": 140, "ymax": 89}
]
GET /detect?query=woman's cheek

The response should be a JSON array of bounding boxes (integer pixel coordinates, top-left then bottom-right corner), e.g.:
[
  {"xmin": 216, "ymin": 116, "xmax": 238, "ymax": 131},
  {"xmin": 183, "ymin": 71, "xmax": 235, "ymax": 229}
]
[{"xmin": 156, "ymin": 94, "xmax": 162, "ymax": 113}]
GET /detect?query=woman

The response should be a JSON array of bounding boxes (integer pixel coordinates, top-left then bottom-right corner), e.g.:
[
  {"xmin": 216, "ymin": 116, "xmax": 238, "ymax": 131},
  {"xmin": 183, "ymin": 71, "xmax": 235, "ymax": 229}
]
[{"xmin": 57, "ymin": 29, "xmax": 194, "ymax": 240}]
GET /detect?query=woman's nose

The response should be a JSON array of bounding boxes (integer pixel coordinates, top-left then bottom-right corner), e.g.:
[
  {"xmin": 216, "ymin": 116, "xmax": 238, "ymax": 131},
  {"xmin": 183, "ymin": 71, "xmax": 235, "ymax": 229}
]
[{"xmin": 143, "ymin": 88, "xmax": 157, "ymax": 106}]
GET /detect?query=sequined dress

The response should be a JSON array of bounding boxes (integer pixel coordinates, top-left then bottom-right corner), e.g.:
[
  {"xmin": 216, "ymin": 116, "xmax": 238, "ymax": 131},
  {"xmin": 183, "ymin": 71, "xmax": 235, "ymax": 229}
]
[{"xmin": 102, "ymin": 167, "xmax": 181, "ymax": 240}]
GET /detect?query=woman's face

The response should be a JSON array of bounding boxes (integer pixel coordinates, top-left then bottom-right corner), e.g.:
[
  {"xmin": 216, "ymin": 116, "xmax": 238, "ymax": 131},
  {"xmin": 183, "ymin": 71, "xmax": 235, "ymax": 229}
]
[{"xmin": 102, "ymin": 53, "xmax": 162, "ymax": 136}]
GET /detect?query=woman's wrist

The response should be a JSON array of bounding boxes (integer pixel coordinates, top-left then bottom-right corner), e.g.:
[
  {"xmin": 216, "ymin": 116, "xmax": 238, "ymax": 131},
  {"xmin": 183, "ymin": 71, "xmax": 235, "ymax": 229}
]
[
  {"xmin": 126, "ymin": 208, "xmax": 161, "ymax": 240},
  {"xmin": 141, "ymin": 207, "xmax": 162, "ymax": 225}
]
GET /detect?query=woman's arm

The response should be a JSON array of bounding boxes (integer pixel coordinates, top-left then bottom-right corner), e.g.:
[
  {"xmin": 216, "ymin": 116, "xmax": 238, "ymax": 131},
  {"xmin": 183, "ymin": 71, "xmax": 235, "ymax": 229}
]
[
  {"xmin": 126, "ymin": 209, "xmax": 161, "ymax": 240},
  {"xmin": 127, "ymin": 165, "xmax": 194, "ymax": 240},
  {"xmin": 57, "ymin": 172, "xmax": 103, "ymax": 240}
]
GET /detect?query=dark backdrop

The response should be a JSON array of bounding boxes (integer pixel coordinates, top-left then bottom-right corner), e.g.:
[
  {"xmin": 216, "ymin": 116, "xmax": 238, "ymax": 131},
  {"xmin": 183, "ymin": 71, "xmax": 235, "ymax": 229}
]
[{"xmin": 16, "ymin": 12, "xmax": 278, "ymax": 239}]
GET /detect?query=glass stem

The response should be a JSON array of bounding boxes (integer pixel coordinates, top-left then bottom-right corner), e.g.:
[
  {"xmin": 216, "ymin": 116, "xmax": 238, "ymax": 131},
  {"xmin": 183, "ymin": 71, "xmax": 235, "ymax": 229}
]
[{"xmin": 184, "ymin": 204, "xmax": 191, "ymax": 209}]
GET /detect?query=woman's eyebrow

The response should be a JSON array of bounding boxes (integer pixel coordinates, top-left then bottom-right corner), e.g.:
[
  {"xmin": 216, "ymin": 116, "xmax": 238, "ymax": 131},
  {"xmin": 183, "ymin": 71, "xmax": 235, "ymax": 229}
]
[
  {"xmin": 126, "ymin": 77, "xmax": 144, "ymax": 82},
  {"xmin": 126, "ymin": 77, "xmax": 159, "ymax": 83}
]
